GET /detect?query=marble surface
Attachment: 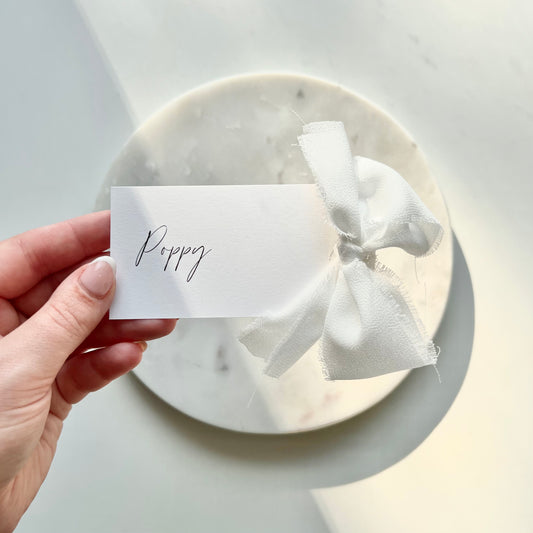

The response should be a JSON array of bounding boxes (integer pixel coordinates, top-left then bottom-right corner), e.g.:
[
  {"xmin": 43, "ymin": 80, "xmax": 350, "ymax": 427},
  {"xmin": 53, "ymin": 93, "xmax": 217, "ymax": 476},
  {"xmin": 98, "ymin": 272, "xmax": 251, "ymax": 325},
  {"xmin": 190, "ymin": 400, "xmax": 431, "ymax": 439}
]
[
  {"xmin": 95, "ymin": 73, "xmax": 452, "ymax": 433},
  {"xmin": 2, "ymin": 1, "xmax": 532, "ymax": 532}
]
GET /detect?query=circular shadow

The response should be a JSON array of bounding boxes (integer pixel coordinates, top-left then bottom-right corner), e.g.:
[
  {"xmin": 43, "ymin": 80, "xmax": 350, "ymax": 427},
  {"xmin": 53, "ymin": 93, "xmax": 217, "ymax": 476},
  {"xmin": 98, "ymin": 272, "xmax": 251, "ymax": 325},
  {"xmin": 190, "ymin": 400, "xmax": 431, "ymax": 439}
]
[{"xmin": 130, "ymin": 233, "xmax": 474, "ymax": 489}]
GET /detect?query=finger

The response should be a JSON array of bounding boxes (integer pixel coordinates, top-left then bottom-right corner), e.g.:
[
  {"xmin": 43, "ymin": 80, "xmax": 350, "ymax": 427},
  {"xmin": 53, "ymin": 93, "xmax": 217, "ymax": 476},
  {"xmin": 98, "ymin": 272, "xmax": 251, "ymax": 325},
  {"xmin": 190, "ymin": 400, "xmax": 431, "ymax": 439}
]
[
  {"xmin": 0, "ymin": 211, "xmax": 110, "ymax": 299},
  {"xmin": 0, "ymin": 298, "xmax": 24, "ymax": 337},
  {"xmin": 12, "ymin": 252, "xmax": 107, "ymax": 318},
  {"xmin": 74, "ymin": 318, "xmax": 177, "ymax": 354},
  {"xmin": 52, "ymin": 342, "xmax": 145, "ymax": 410},
  {"xmin": 0, "ymin": 256, "xmax": 116, "ymax": 382}
]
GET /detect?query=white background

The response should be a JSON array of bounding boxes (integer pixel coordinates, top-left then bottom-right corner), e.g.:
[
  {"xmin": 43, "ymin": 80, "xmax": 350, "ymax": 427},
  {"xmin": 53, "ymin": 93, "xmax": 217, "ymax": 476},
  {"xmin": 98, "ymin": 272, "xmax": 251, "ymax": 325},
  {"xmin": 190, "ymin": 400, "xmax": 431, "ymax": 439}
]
[{"xmin": 1, "ymin": 1, "xmax": 532, "ymax": 531}]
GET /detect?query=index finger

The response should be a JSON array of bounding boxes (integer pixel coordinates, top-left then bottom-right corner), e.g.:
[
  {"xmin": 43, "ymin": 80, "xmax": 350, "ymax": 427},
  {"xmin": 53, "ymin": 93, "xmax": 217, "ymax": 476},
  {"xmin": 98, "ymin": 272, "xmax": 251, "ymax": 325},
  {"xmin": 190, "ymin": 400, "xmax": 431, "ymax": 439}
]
[{"xmin": 0, "ymin": 211, "xmax": 110, "ymax": 299}]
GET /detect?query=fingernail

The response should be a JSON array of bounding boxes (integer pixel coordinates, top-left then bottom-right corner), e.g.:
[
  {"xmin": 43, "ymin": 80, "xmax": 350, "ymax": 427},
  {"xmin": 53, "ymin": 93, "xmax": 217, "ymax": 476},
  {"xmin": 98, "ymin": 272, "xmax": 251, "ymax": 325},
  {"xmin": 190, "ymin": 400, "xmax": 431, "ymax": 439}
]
[
  {"xmin": 79, "ymin": 257, "xmax": 116, "ymax": 298},
  {"xmin": 136, "ymin": 341, "xmax": 148, "ymax": 352}
]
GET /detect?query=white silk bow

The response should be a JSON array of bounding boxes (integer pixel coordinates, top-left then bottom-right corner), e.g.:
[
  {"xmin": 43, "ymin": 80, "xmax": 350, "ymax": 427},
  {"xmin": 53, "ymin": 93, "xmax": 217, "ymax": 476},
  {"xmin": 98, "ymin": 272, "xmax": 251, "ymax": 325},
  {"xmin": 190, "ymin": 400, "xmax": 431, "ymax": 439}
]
[{"xmin": 239, "ymin": 121, "xmax": 443, "ymax": 380}]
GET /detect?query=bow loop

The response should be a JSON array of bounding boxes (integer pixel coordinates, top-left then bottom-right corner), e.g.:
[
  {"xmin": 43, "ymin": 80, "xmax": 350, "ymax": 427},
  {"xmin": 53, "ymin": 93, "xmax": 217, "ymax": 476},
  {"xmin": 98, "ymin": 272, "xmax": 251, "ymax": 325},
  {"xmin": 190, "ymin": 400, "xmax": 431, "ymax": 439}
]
[
  {"xmin": 239, "ymin": 122, "xmax": 443, "ymax": 380},
  {"xmin": 355, "ymin": 156, "xmax": 443, "ymax": 255},
  {"xmin": 299, "ymin": 122, "xmax": 361, "ymax": 239}
]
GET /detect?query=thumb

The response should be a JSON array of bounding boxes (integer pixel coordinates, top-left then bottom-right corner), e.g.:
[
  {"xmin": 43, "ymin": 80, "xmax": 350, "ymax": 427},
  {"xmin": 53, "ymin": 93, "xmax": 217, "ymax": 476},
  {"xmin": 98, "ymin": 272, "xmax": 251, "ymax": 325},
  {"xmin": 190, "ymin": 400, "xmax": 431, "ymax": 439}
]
[{"xmin": 1, "ymin": 256, "xmax": 116, "ymax": 382}]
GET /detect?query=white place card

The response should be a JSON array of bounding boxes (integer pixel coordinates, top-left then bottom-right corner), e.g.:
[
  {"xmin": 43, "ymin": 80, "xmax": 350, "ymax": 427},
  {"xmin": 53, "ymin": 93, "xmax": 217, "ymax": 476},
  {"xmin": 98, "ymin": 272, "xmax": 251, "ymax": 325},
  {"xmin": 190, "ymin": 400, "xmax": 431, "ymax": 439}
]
[{"xmin": 110, "ymin": 185, "xmax": 336, "ymax": 319}]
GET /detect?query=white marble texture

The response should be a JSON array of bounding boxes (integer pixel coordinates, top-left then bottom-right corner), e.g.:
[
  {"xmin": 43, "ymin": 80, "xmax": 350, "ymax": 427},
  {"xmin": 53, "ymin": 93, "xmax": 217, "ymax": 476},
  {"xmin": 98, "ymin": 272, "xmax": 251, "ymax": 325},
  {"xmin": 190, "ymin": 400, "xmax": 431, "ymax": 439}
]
[{"xmin": 95, "ymin": 73, "xmax": 452, "ymax": 433}]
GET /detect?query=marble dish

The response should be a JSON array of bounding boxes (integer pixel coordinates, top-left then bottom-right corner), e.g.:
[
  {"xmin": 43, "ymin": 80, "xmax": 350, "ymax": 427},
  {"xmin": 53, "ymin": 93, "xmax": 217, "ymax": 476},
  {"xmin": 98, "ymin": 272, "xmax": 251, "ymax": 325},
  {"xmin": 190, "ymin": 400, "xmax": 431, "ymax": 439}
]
[{"xmin": 95, "ymin": 72, "xmax": 453, "ymax": 434}]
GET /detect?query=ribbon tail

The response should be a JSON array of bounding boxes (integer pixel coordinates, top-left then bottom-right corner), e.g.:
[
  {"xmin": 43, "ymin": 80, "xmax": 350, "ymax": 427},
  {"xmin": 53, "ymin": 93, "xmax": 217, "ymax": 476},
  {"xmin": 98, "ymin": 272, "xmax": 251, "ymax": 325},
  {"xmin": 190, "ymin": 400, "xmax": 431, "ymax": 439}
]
[
  {"xmin": 239, "ymin": 262, "xmax": 339, "ymax": 378},
  {"xmin": 320, "ymin": 260, "xmax": 437, "ymax": 380}
]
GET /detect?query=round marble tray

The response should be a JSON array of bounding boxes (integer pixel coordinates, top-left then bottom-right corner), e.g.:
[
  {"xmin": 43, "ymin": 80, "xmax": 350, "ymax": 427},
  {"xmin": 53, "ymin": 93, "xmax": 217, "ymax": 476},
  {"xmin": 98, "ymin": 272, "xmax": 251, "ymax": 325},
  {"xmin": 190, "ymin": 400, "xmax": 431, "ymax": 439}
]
[{"xmin": 96, "ymin": 73, "xmax": 453, "ymax": 434}]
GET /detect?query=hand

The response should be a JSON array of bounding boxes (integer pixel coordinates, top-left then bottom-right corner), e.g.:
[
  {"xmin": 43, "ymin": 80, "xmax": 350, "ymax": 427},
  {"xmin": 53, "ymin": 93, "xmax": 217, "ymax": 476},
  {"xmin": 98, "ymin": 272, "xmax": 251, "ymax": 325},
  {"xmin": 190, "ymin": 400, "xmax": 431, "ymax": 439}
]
[{"xmin": 0, "ymin": 211, "xmax": 176, "ymax": 532}]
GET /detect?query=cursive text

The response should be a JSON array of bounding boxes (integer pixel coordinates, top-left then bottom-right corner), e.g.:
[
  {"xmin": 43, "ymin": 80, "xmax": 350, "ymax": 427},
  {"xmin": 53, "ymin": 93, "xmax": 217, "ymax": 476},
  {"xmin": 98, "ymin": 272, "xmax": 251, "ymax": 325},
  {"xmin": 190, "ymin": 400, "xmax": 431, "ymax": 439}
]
[{"xmin": 135, "ymin": 225, "xmax": 212, "ymax": 282}]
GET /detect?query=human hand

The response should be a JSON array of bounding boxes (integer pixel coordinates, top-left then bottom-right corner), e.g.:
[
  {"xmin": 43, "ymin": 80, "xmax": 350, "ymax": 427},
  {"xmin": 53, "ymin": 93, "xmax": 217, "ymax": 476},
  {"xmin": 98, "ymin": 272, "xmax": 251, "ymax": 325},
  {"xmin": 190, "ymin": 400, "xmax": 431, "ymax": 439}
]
[{"xmin": 0, "ymin": 211, "xmax": 176, "ymax": 532}]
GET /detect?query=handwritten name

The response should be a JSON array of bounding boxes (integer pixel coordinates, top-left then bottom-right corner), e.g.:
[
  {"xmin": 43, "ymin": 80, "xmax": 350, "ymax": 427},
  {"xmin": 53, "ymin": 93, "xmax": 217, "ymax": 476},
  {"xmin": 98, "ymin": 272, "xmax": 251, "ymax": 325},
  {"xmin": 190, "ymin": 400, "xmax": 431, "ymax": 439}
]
[{"xmin": 135, "ymin": 225, "xmax": 212, "ymax": 282}]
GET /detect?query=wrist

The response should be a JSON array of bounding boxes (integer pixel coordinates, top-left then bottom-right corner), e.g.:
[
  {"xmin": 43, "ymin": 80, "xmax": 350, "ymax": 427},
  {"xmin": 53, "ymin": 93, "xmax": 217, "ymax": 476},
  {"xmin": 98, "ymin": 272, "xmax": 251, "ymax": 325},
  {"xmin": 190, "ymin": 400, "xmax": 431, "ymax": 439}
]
[{"xmin": 0, "ymin": 481, "xmax": 17, "ymax": 533}]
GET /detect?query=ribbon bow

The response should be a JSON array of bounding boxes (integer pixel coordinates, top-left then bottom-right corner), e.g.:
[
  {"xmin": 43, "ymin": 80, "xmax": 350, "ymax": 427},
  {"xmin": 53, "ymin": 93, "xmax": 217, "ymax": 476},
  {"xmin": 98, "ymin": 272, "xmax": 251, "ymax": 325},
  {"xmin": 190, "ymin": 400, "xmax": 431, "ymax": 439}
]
[{"xmin": 239, "ymin": 121, "xmax": 443, "ymax": 380}]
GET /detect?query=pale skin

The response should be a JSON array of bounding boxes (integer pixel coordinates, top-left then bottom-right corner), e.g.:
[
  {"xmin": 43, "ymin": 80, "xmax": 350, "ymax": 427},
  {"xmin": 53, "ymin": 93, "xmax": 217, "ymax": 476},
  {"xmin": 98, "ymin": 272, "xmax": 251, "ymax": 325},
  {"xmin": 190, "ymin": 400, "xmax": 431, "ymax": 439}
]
[{"xmin": 0, "ymin": 211, "xmax": 177, "ymax": 532}]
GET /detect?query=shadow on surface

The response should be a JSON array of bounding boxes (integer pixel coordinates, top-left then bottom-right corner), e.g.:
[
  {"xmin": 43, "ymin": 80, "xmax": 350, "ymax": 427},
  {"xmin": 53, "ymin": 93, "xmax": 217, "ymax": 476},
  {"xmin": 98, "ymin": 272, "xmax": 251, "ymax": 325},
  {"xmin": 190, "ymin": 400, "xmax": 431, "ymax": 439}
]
[{"xmin": 132, "ymin": 233, "xmax": 474, "ymax": 488}]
